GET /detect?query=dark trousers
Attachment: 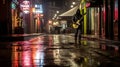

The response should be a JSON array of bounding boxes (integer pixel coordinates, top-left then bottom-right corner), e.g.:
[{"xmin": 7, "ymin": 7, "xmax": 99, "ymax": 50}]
[{"xmin": 75, "ymin": 27, "xmax": 81, "ymax": 43}]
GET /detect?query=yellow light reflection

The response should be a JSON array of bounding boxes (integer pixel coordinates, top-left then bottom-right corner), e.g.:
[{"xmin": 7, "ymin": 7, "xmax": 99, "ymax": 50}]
[
  {"xmin": 53, "ymin": 49, "xmax": 61, "ymax": 65},
  {"xmin": 53, "ymin": 35, "xmax": 60, "ymax": 45}
]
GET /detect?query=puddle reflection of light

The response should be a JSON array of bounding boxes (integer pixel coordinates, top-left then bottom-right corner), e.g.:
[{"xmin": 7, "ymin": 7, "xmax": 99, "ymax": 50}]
[
  {"xmin": 53, "ymin": 49, "xmax": 61, "ymax": 65},
  {"xmin": 12, "ymin": 44, "xmax": 19, "ymax": 67},
  {"xmin": 53, "ymin": 35, "xmax": 60, "ymax": 44},
  {"xmin": 30, "ymin": 36, "xmax": 45, "ymax": 67},
  {"xmin": 12, "ymin": 36, "xmax": 45, "ymax": 67},
  {"xmin": 32, "ymin": 45, "xmax": 44, "ymax": 67},
  {"xmin": 22, "ymin": 51, "xmax": 32, "ymax": 67},
  {"xmin": 61, "ymin": 35, "xmax": 66, "ymax": 43},
  {"xmin": 12, "ymin": 42, "xmax": 31, "ymax": 67},
  {"xmin": 48, "ymin": 36, "xmax": 53, "ymax": 47},
  {"xmin": 22, "ymin": 43, "xmax": 32, "ymax": 67},
  {"xmin": 29, "ymin": 36, "xmax": 44, "ymax": 44}
]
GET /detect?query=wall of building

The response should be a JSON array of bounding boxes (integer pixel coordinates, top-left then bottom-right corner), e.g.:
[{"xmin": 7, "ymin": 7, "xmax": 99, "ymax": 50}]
[
  {"xmin": 0, "ymin": 0, "xmax": 12, "ymax": 35},
  {"xmin": 81, "ymin": 0, "xmax": 119, "ymax": 40}
]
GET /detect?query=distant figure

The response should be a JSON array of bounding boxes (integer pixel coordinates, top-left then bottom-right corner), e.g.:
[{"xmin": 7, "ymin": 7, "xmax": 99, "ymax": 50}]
[{"xmin": 72, "ymin": 9, "xmax": 84, "ymax": 44}]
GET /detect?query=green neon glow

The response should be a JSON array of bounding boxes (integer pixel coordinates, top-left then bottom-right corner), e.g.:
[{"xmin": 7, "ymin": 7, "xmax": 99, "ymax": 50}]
[{"xmin": 11, "ymin": 2, "xmax": 16, "ymax": 9}]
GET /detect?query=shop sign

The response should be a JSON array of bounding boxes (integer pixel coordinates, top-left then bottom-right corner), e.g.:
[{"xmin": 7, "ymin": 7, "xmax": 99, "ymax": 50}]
[
  {"xmin": 86, "ymin": 2, "xmax": 91, "ymax": 8},
  {"xmin": 11, "ymin": 2, "xmax": 16, "ymax": 9},
  {"xmin": 20, "ymin": 0, "xmax": 30, "ymax": 14},
  {"xmin": 34, "ymin": 4, "xmax": 43, "ymax": 13}
]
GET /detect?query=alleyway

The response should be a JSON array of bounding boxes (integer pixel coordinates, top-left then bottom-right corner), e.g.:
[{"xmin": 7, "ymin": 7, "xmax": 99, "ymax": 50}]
[{"xmin": 0, "ymin": 34, "xmax": 120, "ymax": 67}]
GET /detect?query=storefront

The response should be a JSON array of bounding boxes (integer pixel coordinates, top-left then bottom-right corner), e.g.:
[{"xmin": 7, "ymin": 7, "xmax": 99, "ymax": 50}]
[
  {"xmin": 86, "ymin": 7, "xmax": 99, "ymax": 35},
  {"xmin": 102, "ymin": 0, "xmax": 118, "ymax": 39},
  {"xmin": 11, "ymin": 1, "xmax": 17, "ymax": 33},
  {"xmin": 83, "ymin": 0, "xmax": 103, "ymax": 36},
  {"xmin": 86, "ymin": 0, "xmax": 118, "ymax": 40},
  {"xmin": 113, "ymin": 0, "xmax": 118, "ymax": 39},
  {"xmin": 33, "ymin": 4, "xmax": 44, "ymax": 33}
]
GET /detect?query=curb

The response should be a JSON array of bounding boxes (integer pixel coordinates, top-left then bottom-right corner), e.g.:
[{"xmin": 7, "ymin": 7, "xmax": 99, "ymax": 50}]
[
  {"xmin": 82, "ymin": 35, "xmax": 120, "ymax": 52},
  {"xmin": 0, "ymin": 33, "xmax": 43, "ymax": 42},
  {"xmin": 82, "ymin": 35, "xmax": 120, "ymax": 43}
]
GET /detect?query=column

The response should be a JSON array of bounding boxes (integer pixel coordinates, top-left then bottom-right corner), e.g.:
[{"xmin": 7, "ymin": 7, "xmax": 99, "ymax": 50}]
[
  {"xmin": 105, "ymin": 0, "xmax": 109, "ymax": 38},
  {"xmin": 99, "ymin": 6, "xmax": 102, "ymax": 37},
  {"xmin": 118, "ymin": 0, "xmax": 120, "ymax": 40},
  {"xmin": 109, "ymin": 0, "xmax": 114, "ymax": 40},
  {"xmin": 0, "ymin": 0, "xmax": 12, "ymax": 35}
]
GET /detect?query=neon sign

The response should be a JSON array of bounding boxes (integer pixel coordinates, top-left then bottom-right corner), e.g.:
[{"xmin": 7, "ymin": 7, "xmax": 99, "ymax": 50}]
[
  {"xmin": 20, "ymin": 1, "xmax": 30, "ymax": 14},
  {"xmin": 34, "ymin": 4, "xmax": 43, "ymax": 13},
  {"xmin": 86, "ymin": 2, "xmax": 91, "ymax": 8}
]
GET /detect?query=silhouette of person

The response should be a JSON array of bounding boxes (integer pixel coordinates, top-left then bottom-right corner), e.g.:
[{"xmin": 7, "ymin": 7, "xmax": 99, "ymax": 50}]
[{"xmin": 72, "ymin": 9, "xmax": 83, "ymax": 44}]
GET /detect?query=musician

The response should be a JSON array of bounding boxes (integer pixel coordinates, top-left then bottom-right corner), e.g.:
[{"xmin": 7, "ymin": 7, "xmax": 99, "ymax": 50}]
[{"xmin": 72, "ymin": 9, "xmax": 83, "ymax": 44}]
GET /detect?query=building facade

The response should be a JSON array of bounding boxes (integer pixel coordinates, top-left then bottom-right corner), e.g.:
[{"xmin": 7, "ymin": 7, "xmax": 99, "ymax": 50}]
[
  {"xmin": 80, "ymin": 0, "xmax": 119, "ymax": 40},
  {"xmin": 0, "ymin": 0, "xmax": 12, "ymax": 35},
  {"xmin": 0, "ymin": 0, "xmax": 44, "ymax": 34}
]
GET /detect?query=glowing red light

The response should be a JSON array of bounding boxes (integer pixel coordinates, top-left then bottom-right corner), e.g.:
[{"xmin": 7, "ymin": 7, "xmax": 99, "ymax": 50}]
[{"xmin": 86, "ymin": 2, "xmax": 91, "ymax": 7}]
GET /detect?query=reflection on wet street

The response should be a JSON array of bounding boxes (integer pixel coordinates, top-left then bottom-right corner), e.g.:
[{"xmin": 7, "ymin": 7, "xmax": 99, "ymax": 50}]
[{"xmin": 0, "ymin": 34, "xmax": 120, "ymax": 67}]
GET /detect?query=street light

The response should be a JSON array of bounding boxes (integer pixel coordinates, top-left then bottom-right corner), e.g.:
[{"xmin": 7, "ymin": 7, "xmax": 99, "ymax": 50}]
[
  {"xmin": 56, "ymin": 11, "xmax": 59, "ymax": 13},
  {"xmin": 71, "ymin": 5, "xmax": 73, "ymax": 8},
  {"xmin": 72, "ymin": 2, "xmax": 76, "ymax": 5}
]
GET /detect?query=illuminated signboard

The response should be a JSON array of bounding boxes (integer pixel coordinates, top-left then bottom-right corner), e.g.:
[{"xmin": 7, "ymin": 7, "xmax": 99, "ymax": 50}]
[
  {"xmin": 86, "ymin": 2, "xmax": 91, "ymax": 8},
  {"xmin": 11, "ymin": 2, "xmax": 16, "ymax": 9},
  {"xmin": 20, "ymin": 1, "xmax": 30, "ymax": 14},
  {"xmin": 34, "ymin": 4, "xmax": 43, "ymax": 13},
  {"xmin": 11, "ymin": 0, "xmax": 18, "ymax": 9}
]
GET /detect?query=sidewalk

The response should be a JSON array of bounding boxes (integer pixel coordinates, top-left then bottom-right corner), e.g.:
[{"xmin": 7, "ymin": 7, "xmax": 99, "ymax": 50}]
[
  {"xmin": 69, "ymin": 33, "xmax": 120, "ymax": 52},
  {"xmin": 82, "ymin": 35, "xmax": 120, "ymax": 43},
  {"xmin": 0, "ymin": 33, "xmax": 43, "ymax": 42},
  {"xmin": 69, "ymin": 33, "xmax": 120, "ymax": 43}
]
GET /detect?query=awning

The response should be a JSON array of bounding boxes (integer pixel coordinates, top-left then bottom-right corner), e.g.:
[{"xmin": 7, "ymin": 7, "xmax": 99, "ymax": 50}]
[{"xmin": 59, "ymin": 6, "xmax": 78, "ymax": 17}]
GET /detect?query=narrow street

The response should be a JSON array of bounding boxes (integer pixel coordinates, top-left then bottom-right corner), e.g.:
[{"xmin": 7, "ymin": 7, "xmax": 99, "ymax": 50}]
[{"xmin": 0, "ymin": 34, "xmax": 120, "ymax": 67}]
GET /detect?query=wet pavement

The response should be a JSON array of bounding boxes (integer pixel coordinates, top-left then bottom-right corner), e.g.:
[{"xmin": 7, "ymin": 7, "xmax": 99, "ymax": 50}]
[{"xmin": 0, "ymin": 34, "xmax": 120, "ymax": 67}]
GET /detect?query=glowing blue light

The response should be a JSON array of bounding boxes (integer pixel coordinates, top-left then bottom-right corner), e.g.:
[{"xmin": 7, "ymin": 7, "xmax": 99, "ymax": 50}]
[{"xmin": 34, "ymin": 4, "xmax": 43, "ymax": 13}]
